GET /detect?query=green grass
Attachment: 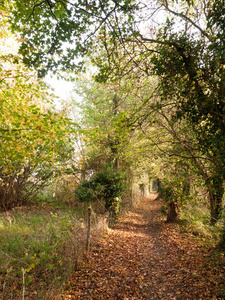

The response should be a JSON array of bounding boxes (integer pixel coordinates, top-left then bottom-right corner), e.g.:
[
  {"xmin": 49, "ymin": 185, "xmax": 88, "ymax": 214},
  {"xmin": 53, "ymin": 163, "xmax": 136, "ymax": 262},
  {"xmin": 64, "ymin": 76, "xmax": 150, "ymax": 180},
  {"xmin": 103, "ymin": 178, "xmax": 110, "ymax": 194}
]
[
  {"xmin": 0, "ymin": 188, "xmax": 109, "ymax": 299},
  {"xmin": 0, "ymin": 203, "xmax": 87, "ymax": 299},
  {"xmin": 179, "ymin": 201, "xmax": 225, "ymax": 247}
]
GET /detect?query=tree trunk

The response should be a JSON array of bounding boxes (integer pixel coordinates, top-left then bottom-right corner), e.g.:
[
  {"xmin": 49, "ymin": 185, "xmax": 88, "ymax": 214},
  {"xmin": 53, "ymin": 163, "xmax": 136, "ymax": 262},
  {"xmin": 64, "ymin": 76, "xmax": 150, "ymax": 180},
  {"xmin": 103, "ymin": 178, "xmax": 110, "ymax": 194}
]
[
  {"xmin": 167, "ymin": 201, "xmax": 177, "ymax": 222},
  {"xmin": 210, "ymin": 195, "xmax": 223, "ymax": 225},
  {"xmin": 209, "ymin": 175, "xmax": 224, "ymax": 225},
  {"xmin": 219, "ymin": 225, "xmax": 225, "ymax": 249},
  {"xmin": 183, "ymin": 180, "xmax": 190, "ymax": 196}
]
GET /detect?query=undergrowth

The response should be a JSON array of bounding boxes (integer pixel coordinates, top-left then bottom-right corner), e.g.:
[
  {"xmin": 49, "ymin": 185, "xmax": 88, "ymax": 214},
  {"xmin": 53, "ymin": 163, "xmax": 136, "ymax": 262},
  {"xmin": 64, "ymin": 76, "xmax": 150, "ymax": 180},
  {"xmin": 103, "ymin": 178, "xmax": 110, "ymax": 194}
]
[
  {"xmin": 0, "ymin": 196, "xmax": 108, "ymax": 299},
  {"xmin": 179, "ymin": 201, "xmax": 225, "ymax": 248}
]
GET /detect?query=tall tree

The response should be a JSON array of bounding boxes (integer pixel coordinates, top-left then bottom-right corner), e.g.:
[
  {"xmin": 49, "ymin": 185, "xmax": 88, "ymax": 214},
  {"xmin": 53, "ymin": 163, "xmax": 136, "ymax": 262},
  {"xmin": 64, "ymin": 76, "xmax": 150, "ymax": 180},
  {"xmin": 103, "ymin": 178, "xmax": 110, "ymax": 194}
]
[
  {"xmin": 75, "ymin": 78, "xmax": 133, "ymax": 174},
  {"xmin": 0, "ymin": 8, "xmax": 76, "ymax": 209},
  {"xmin": 8, "ymin": 0, "xmax": 225, "ymax": 222},
  {"xmin": 0, "ymin": 61, "xmax": 75, "ymax": 209}
]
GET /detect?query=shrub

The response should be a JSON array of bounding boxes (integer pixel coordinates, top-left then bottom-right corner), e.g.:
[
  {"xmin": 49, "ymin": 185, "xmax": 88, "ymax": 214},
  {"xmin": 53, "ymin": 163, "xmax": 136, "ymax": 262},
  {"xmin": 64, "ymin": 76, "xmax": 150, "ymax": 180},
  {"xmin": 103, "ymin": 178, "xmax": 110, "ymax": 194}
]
[{"xmin": 75, "ymin": 164, "xmax": 126, "ymax": 219}]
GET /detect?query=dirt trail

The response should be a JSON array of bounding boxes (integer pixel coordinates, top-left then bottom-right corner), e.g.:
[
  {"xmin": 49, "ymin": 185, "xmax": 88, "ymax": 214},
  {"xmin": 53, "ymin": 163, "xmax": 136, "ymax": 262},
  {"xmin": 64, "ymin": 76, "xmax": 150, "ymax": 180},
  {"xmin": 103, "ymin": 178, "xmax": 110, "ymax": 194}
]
[{"xmin": 59, "ymin": 194, "xmax": 224, "ymax": 299}]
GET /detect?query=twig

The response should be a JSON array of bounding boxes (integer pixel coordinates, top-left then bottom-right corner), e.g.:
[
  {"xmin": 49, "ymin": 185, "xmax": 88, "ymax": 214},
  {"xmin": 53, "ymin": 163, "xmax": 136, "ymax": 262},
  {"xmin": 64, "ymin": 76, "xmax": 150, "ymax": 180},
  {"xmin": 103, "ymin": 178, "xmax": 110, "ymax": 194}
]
[
  {"xmin": 86, "ymin": 207, "xmax": 91, "ymax": 255},
  {"xmin": 22, "ymin": 268, "xmax": 25, "ymax": 300}
]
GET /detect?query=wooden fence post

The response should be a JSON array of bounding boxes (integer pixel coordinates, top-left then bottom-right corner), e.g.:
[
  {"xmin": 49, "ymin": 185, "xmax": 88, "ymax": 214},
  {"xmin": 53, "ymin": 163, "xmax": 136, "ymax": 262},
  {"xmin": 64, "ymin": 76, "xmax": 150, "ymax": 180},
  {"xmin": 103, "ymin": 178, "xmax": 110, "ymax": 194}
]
[{"xmin": 86, "ymin": 207, "xmax": 91, "ymax": 254}]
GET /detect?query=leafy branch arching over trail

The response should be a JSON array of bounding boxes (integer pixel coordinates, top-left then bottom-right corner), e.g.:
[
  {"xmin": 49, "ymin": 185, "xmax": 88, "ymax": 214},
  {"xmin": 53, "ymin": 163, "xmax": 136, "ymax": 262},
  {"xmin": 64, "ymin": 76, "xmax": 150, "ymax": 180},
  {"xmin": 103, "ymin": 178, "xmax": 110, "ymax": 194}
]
[{"xmin": 56, "ymin": 194, "xmax": 225, "ymax": 300}]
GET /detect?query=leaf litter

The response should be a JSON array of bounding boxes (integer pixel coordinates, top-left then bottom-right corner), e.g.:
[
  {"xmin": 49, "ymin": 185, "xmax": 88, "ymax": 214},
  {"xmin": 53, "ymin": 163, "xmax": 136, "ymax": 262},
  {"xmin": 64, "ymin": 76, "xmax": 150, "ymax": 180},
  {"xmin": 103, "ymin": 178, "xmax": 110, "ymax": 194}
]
[{"xmin": 55, "ymin": 193, "xmax": 225, "ymax": 299}]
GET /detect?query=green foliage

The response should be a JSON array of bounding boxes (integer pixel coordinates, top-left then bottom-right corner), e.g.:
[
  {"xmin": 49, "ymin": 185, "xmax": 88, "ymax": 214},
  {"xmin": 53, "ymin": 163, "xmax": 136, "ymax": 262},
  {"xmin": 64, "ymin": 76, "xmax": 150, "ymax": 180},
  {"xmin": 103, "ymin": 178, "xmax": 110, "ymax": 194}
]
[
  {"xmin": 75, "ymin": 78, "xmax": 136, "ymax": 168},
  {"xmin": 74, "ymin": 179, "xmax": 95, "ymax": 203},
  {"xmin": 75, "ymin": 164, "xmax": 125, "ymax": 211},
  {"xmin": 0, "ymin": 51, "xmax": 76, "ymax": 210},
  {"xmin": 4, "ymin": 0, "xmax": 225, "ymax": 244},
  {"xmin": 160, "ymin": 173, "xmax": 195, "ymax": 218},
  {"xmin": 161, "ymin": 178, "xmax": 184, "ymax": 205},
  {"xmin": 9, "ymin": 0, "xmax": 138, "ymax": 77},
  {"xmin": 179, "ymin": 197, "xmax": 225, "ymax": 248},
  {"xmin": 148, "ymin": 1, "xmax": 225, "ymax": 177},
  {"xmin": 0, "ymin": 207, "xmax": 84, "ymax": 297}
]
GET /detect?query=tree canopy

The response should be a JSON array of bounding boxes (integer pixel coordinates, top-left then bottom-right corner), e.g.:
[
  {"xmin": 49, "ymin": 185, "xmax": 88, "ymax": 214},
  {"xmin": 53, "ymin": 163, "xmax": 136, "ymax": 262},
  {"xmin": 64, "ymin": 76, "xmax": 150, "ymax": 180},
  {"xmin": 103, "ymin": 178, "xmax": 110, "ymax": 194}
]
[
  {"xmin": 0, "ymin": 7, "xmax": 76, "ymax": 209},
  {"xmin": 2, "ymin": 0, "xmax": 225, "ymax": 223},
  {"xmin": 9, "ymin": 0, "xmax": 137, "ymax": 77}
]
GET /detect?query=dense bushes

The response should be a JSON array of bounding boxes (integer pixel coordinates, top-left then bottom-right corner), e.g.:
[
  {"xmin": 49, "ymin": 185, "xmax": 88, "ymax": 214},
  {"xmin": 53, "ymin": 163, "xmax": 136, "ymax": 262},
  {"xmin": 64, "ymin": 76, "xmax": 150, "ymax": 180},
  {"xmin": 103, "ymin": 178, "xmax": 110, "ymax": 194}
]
[{"xmin": 75, "ymin": 164, "xmax": 126, "ymax": 221}]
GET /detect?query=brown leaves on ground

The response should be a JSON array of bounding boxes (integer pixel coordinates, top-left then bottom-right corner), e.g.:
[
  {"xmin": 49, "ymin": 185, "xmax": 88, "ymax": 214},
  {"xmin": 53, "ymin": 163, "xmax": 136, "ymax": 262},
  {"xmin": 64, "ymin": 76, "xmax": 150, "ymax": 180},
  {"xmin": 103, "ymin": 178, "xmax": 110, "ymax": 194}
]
[{"xmin": 56, "ymin": 194, "xmax": 225, "ymax": 299}]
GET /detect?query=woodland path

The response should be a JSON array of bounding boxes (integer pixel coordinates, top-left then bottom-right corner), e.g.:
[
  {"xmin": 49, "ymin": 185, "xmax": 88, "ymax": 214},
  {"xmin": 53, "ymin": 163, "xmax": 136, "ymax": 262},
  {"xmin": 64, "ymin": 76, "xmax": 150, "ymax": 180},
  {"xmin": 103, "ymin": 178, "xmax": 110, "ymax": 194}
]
[{"xmin": 58, "ymin": 193, "xmax": 224, "ymax": 299}]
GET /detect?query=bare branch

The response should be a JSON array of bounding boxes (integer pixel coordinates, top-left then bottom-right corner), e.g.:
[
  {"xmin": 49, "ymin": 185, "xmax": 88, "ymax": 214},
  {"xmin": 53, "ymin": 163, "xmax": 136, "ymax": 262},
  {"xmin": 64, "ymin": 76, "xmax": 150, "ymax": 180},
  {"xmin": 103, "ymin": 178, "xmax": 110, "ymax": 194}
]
[{"xmin": 162, "ymin": 2, "xmax": 212, "ymax": 41}]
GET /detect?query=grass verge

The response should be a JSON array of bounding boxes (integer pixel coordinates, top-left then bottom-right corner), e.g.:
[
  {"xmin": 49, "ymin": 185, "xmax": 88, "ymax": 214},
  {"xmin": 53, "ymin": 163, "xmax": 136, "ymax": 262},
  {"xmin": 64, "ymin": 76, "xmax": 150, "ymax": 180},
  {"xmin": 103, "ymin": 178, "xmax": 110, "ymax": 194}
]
[{"xmin": 0, "ymin": 199, "xmax": 108, "ymax": 299}]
